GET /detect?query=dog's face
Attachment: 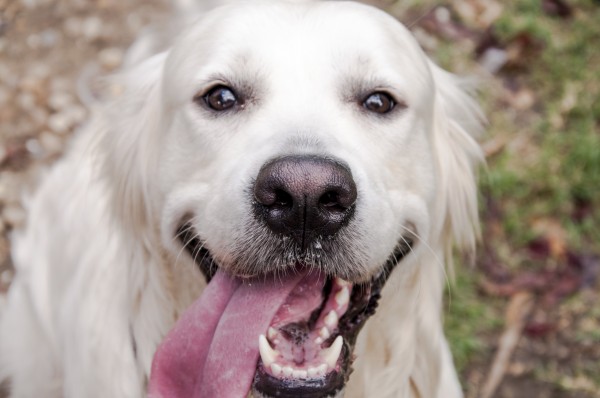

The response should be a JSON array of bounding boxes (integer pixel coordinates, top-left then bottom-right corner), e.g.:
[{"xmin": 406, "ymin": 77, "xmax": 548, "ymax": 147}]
[
  {"xmin": 107, "ymin": 2, "xmax": 482, "ymax": 397},
  {"xmin": 160, "ymin": 2, "xmax": 435, "ymax": 280}
]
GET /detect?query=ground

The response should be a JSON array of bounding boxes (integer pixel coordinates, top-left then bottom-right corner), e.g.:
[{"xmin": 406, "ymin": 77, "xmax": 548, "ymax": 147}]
[{"xmin": 0, "ymin": 0, "xmax": 598, "ymax": 397}]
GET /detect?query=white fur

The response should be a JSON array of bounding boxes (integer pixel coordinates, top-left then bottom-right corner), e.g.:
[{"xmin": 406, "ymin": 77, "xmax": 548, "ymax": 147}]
[{"xmin": 0, "ymin": 1, "xmax": 484, "ymax": 397}]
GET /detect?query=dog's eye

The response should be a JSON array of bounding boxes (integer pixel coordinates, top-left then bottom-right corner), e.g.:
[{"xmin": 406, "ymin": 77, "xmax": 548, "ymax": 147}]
[
  {"xmin": 203, "ymin": 85, "xmax": 239, "ymax": 111},
  {"xmin": 363, "ymin": 92, "xmax": 396, "ymax": 114}
]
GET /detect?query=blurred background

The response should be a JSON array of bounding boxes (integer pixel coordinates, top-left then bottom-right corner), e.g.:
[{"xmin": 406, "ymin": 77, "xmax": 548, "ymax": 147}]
[{"xmin": 0, "ymin": 0, "xmax": 598, "ymax": 397}]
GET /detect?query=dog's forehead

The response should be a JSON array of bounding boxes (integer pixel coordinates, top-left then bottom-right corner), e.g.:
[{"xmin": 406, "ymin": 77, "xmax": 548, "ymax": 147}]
[{"xmin": 165, "ymin": 1, "xmax": 432, "ymax": 98}]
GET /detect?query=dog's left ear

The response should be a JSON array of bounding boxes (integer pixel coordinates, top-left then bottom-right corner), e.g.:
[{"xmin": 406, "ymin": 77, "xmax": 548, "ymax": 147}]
[
  {"xmin": 101, "ymin": 53, "xmax": 167, "ymax": 239},
  {"xmin": 429, "ymin": 61, "xmax": 485, "ymax": 258}
]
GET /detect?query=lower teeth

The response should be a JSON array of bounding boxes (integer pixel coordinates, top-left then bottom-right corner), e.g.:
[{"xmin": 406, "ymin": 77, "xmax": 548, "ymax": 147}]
[{"xmin": 259, "ymin": 334, "xmax": 344, "ymax": 379}]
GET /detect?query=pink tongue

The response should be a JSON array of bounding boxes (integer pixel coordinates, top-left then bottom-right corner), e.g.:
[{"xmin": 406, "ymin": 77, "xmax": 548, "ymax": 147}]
[{"xmin": 148, "ymin": 270, "xmax": 309, "ymax": 398}]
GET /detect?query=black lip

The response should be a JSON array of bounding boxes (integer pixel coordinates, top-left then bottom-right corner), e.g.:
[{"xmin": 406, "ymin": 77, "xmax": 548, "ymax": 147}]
[
  {"xmin": 176, "ymin": 224, "xmax": 217, "ymax": 282},
  {"xmin": 176, "ymin": 222, "xmax": 414, "ymax": 397},
  {"xmin": 253, "ymin": 360, "xmax": 347, "ymax": 398}
]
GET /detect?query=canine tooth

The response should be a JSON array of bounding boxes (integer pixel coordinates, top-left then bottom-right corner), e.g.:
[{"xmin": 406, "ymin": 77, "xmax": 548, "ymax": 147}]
[
  {"xmin": 267, "ymin": 327, "xmax": 278, "ymax": 340},
  {"xmin": 335, "ymin": 287, "xmax": 350, "ymax": 306},
  {"xmin": 317, "ymin": 363, "xmax": 328, "ymax": 376},
  {"xmin": 335, "ymin": 277, "xmax": 351, "ymax": 288},
  {"xmin": 307, "ymin": 367, "xmax": 319, "ymax": 378},
  {"xmin": 292, "ymin": 369, "xmax": 308, "ymax": 379},
  {"xmin": 324, "ymin": 310, "xmax": 338, "ymax": 329},
  {"xmin": 314, "ymin": 337, "xmax": 323, "ymax": 345},
  {"xmin": 271, "ymin": 363, "xmax": 282, "ymax": 376},
  {"xmin": 320, "ymin": 335, "xmax": 343, "ymax": 369},
  {"xmin": 319, "ymin": 326, "xmax": 330, "ymax": 339},
  {"xmin": 259, "ymin": 335, "xmax": 279, "ymax": 366},
  {"xmin": 282, "ymin": 366, "xmax": 293, "ymax": 377}
]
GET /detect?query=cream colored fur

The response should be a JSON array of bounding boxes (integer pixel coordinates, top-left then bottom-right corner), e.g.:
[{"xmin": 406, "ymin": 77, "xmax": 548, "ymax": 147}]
[{"xmin": 0, "ymin": 1, "xmax": 483, "ymax": 397}]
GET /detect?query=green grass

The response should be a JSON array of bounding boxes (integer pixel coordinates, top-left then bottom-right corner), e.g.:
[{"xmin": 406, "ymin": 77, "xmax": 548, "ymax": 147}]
[
  {"xmin": 444, "ymin": 268, "xmax": 502, "ymax": 373},
  {"xmin": 486, "ymin": 0, "xmax": 600, "ymax": 251}
]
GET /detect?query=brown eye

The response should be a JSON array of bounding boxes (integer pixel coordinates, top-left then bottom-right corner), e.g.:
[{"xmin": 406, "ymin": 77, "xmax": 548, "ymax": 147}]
[
  {"xmin": 203, "ymin": 85, "xmax": 239, "ymax": 111},
  {"xmin": 363, "ymin": 92, "xmax": 396, "ymax": 114}
]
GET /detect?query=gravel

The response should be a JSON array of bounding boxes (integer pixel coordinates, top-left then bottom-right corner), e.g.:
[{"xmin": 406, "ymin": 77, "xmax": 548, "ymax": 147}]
[{"xmin": 0, "ymin": 0, "xmax": 167, "ymax": 294}]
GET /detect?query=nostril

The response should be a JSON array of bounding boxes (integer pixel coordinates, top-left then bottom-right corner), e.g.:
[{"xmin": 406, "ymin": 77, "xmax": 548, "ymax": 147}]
[
  {"xmin": 318, "ymin": 191, "xmax": 345, "ymax": 212},
  {"xmin": 273, "ymin": 189, "xmax": 293, "ymax": 208}
]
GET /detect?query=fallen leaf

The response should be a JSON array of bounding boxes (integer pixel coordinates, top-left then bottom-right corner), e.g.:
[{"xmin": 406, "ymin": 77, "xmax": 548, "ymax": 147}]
[
  {"xmin": 482, "ymin": 136, "xmax": 508, "ymax": 158},
  {"xmin": 477, "ymin": 30, "xmax": 545, "ymax": 73},
  {"xmin": 542, "ymin": 0, "xmax": 573, "ymax": 18},
  {"xmin": 507, "ymin": 87, "xmax": 536, "ymax": 111},
  {"xmin": 569, "ymin": 252, "xmax": 600, "ymax": 289},
  {"xmin": 475, "ymin": 29, "xmax": 507, "ymax": 73},
  {"xmin": 503, "ymin": 32, "xmax": 545, "ymax": 71},
  {"xmin": 524, "ymin": 321, "xmax": 555, "ymax": 338},
  {"xmin": 0, "ymin": 140, "xmax": 30, "ymax": 171},
  {"xmin": 453, "ymin": 0, "xmax": 504, "ymax": 30},
  {"xmin": 418, "ymin": 6, "xmax": 476, "ymax": 41},
  {"xmin": 531, "ymin": 218, "xmax": 568, "ymax": 259},
  {"xmin": 572, "ymin": 196, "xmax": 593, "ymax": 223}
]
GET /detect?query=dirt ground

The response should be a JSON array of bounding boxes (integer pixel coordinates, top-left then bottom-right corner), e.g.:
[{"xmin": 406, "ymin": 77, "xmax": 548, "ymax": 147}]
[
  {"xmin": 0, "ymin": 0, "xmax": 598, "ymax": 397},
  {"xmin": 0, "ymin": 0, "xmax": 166, "ymax": 287}
]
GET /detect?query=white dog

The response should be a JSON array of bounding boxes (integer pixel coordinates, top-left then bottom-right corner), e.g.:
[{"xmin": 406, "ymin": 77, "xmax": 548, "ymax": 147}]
[{"xmin": 0, "ymin": 1, "xmax": 484, "ymax": 397}]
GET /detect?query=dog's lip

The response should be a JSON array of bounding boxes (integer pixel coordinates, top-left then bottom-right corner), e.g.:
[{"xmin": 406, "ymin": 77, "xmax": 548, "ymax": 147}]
[
  {"xmin": 174, "ymin": 222, "xmax": 414, "ymax": 396},
  {"xmin": 175, "ymin": 223, "xmax": 218, "ymax": 281},
  {"xmin": 252, "ymin": 353, "xmax": 348, "ymax": 398}
]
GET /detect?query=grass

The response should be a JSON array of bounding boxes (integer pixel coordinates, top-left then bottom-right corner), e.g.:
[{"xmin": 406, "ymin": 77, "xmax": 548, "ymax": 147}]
[
  {"xmin": 488, "ymin": 0, "xmax": 600, "ymax": 253},
  {"xmin": 444, "ymin": 269, "xmax": 502, "ymax": 373}
]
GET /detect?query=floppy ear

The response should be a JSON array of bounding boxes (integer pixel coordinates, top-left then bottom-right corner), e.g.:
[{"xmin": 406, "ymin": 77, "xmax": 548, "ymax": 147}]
[
  {"xmin": 100, "ymin": 53, "xmax": 168, "ymax": 241},
  {"xmin": 429, "ymin": 61, "xmax": 485, "ymax": 260}
]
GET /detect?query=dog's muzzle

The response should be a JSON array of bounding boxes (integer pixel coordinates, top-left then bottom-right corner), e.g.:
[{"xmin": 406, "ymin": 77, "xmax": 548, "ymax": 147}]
[{"xmin": 151, "ymin": 155, "xmax": 414, "ymax": 398}]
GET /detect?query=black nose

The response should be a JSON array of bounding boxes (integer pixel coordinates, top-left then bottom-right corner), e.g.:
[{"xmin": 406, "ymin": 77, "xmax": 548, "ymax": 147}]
[{"xmin": 253, "ymin": 155, "xmax": 357, "ymax": 250}]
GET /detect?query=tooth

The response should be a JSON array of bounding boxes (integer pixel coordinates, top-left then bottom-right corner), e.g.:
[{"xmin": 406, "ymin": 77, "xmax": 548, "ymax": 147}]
[
  {"xmin": 314, "ymin": 337, "xmax": 323, "ymax": 345},
  {"xmin": 292, "ymin": 369, "xmax": 308, "ymax": 379},
  {"xmin": 324, "ymin": 310, "xmax": 338, "ymax": 329},
  {"xmin": 335, "ymin": 277, "xmax": 351, "ymax": 288},
  {"xmin": 319, "ymin": 326, "xmax": 330, "ymax": 339},
  {"xmin": 320, "ymin": 335, "xmax": 343, "ymax": 369},
  {"xmin": 259, "ymin": 334, "xmax": 279, "ymax": 366},
  {"xmin": 317, "ymin": 363, "xmax": 328, "ymax": 375},
  {"xmin": 335, "ymin": 287, "xmax": 350, "ymax": 306},
  {"xmin": 282, "ymin": 366, "xmax": 293, "ymax": 377},
  {"xmin": 267, "ymin": 327, "xmax": 278, "ymax": 340},
  {"xmin": 307, "ymin": 367, "xmax": 319, "ymax": 378},
  {"xmin": 271, "ymin": 363, "xmax": 282, "ymax": 376}
]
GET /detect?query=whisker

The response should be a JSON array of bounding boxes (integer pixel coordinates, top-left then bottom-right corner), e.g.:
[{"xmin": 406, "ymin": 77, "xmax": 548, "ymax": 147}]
[
  {"xmin": 406, "ymin": 5, "xmax": 437, "ymax": 29},
  {"xmin": 171, "ymin": 221, "xmax": 194, "ymax": 244},
  {"xmin": 172, "ymin": 217, "xmax": 199, "ymax": 270},
  {"xmin": 398, "ymin": 224, "xmax": 452, "ymax": 307}
]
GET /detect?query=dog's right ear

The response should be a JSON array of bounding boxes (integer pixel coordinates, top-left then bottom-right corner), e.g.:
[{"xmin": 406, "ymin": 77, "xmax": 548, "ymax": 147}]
[
  {"xmin": 100, "ymin": 52, "xmax": 167, "ymax": 240},
  {"xmin": 428, "ymin": 61, "xmax": 486, "ymax": 262}
]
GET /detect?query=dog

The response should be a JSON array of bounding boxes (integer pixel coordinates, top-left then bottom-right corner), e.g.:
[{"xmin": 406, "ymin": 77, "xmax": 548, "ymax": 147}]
[{"xmin": 0, "ymin": 1, "xmax": 484, "ymax": 397}]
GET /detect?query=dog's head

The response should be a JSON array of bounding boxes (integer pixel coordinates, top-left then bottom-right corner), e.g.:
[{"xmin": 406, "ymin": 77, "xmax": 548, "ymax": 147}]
[{"xmin": 103, "ymin": 1, "xmax": 483, "ymax": 397}]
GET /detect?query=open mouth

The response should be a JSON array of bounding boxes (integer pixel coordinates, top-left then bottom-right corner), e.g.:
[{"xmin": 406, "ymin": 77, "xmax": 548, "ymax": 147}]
[
  {"xmin": 149, "ymin": 223, "xmax": 413, "ymax": 398},
  {"xmin": 251, "ymin": 275, "xmax": 374, "ymax": 398}
]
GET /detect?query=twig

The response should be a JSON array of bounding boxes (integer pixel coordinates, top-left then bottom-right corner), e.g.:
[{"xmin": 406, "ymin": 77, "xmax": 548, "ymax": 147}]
[
  {"xmin": 482, "ymin": 136, "xmax": 508, "ymax": 158},
  {"xmin": 481, "ymin": 291, "xmax": 535, "ymax": 398}
]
